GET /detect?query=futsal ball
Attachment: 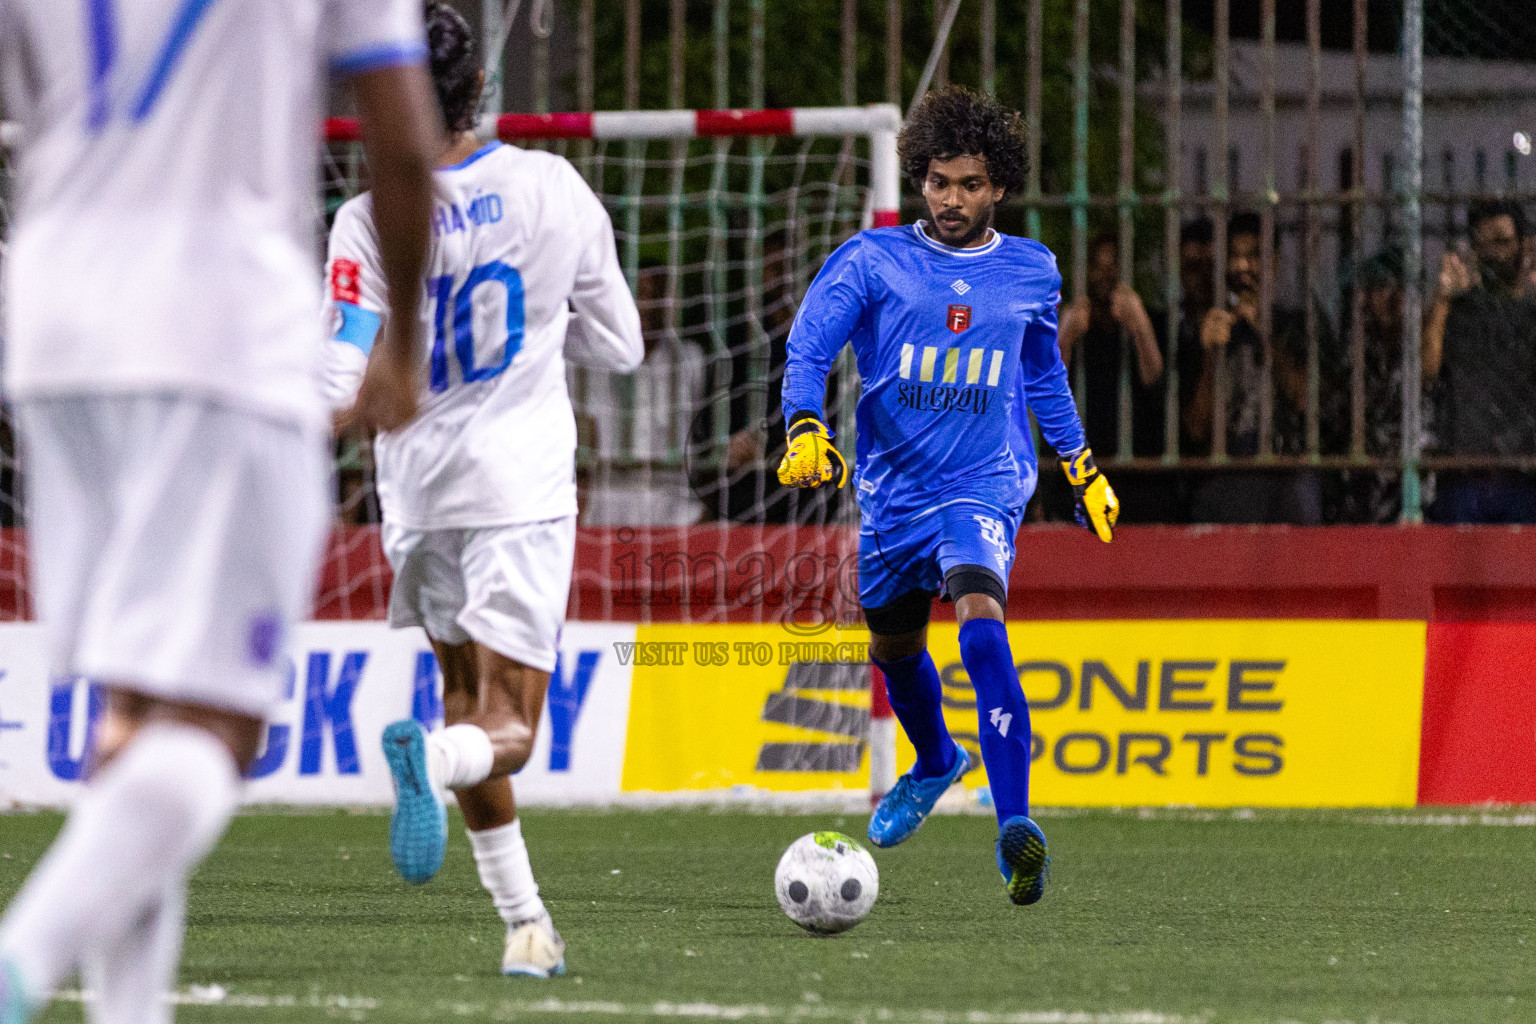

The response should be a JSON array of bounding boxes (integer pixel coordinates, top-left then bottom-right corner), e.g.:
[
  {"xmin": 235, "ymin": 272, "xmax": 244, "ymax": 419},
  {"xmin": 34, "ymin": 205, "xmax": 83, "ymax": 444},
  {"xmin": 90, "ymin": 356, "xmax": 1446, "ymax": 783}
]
[{"xmin": 774, "ymin": 831, "xmax": 879, "ymax": 934}]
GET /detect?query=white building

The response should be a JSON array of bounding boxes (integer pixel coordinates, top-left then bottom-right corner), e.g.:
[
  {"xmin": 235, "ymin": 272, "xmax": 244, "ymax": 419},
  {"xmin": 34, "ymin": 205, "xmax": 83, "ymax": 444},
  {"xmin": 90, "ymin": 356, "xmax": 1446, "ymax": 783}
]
[{"xmin": 1151, "ymin": 40, "xmax": 1536, "ymax": 312}]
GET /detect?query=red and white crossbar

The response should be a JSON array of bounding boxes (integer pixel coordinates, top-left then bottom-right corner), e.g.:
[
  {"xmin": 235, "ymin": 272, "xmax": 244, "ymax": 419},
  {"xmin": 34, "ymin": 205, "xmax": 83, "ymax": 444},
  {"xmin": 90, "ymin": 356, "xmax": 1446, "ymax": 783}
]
[{"xmin": 324, "ymin": 104, "xmax": 903, "ymax": 228}]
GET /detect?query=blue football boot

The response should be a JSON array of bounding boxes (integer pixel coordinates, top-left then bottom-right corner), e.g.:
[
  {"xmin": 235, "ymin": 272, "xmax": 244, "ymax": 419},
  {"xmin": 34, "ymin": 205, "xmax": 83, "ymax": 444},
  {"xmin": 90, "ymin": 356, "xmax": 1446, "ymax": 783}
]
[
  {"xmin": 1, "ymin": 958, "xmax": 34, "ymax": 1024},
  {"xmin": 996, "ymin": 815, "xmax": 1050, "ymax": 906},
  {"xmin": 382, "ymin": 719, "xmax": 447, "ymax": 885},
  {"xmin": 867, "ymin": 741, "xmax": 970, "ymax": 848}
]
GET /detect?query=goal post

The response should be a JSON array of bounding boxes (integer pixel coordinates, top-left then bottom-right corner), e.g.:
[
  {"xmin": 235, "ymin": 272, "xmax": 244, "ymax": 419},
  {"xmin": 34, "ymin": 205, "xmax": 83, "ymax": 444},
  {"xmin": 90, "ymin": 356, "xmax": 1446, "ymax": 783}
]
[
  {"xmin": 325, "ymin": 104, "xmax": 901, "ymax": 227},
  {"xmin": 320, "ymin": 104, "xmax": 901, "ymax": 535},
  {"xmin": 0, "ymin": 105, "xmax": 904, "ymax": 799},
  {"xmin": 321, "ymin": 105, "xmax": 900, "ymax": 521},
  {"xmin": 336, "ymin": 106, "xmax": 910, "ymax": 800}
]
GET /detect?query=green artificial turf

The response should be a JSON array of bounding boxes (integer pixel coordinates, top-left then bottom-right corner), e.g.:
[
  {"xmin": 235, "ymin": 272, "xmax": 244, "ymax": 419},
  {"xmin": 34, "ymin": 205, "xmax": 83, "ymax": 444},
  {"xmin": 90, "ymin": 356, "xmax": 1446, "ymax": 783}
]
[{"xmin": 2, "ymin": 807, "xmax": 1534, "ymax": 1023}]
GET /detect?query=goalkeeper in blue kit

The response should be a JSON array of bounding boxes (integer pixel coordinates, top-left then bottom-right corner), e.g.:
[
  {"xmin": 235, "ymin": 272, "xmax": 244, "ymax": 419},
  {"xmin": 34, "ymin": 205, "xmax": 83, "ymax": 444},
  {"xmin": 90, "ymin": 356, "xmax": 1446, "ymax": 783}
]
[{"xmin": 778, "ymin": 86, "xmax": 1118, "ymax": 905}]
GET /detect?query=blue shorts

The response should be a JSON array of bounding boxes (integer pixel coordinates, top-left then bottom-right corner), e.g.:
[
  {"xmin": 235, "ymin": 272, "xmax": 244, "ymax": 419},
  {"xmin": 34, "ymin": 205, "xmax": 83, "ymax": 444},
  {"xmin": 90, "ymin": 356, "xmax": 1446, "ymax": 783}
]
[{"xmin": 858, "ymin": 500, "xmax": 1021, "ymax": 611}]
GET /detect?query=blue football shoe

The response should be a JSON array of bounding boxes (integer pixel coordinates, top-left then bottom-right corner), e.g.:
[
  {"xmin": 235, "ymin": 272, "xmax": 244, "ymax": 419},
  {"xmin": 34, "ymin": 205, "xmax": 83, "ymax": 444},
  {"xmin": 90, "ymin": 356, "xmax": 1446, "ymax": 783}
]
[
  {"xmin": 996, "ymin": 815, "xmax": 1050, "ymax": 906},
  {"xmin": 382, "ymin": 720, "xmax": 447, "ymax": 885},
  {"xmin": 867, "ymin": 741, "xmax": 970, "ymax": 848},
  {"xmin": 1, "ymin": 958, "xmax": 33, "ymax": 1024}
]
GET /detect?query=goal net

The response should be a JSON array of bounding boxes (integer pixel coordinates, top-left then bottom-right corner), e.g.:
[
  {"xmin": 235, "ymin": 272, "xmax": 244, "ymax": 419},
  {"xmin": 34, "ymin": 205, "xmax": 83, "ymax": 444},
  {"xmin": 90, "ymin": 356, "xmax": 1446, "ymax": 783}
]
[{"xmin": 0, "ymin": 106, "xmax": 901, "ymax": 629}]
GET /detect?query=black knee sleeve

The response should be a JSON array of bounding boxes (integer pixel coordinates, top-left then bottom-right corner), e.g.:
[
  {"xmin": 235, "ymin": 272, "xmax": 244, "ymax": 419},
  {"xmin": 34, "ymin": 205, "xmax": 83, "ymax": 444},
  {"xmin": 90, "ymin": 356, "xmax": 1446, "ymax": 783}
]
[{"xmin": 943, "ymin": 564, "xmax": 1007, "ymax": 608}]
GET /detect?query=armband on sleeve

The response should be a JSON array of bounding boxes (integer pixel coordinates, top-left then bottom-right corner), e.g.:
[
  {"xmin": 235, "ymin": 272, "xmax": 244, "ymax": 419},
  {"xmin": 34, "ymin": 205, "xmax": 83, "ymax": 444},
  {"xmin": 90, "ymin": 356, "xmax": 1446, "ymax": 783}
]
[{"xmin": 331, "ymin": 301, "xmax": 382, "ymax": 356}]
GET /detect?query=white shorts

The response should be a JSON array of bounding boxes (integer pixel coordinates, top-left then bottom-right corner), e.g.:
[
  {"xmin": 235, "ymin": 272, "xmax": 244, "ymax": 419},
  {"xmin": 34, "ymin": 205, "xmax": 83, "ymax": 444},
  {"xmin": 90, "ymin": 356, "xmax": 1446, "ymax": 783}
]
[
  {"xmin": 18, "ymin": 395, "xmax": 332, "ymax": 718},
  {"xmin": 382, "ymin": 517, "xmax": 575, "ymax": 673}
]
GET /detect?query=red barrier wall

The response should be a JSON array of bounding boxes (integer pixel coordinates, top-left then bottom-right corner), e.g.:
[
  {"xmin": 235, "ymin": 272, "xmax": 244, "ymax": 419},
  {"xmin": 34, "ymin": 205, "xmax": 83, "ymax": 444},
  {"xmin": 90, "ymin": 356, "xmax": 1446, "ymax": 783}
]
[
  {"xmin": 1006, "ymin": 525, "xmax": 1536, "ymax": 621},
  {"xmin": 7, "ymin": 525, "xmax": 1536, "ymax": 623},
  {"xmin": 1419, "ymin": 623, "xmax": 1536, "ymax": 804},
  {"xmin": 573, "ymin": 524, "xmax": 1536, "ymax": 624}
]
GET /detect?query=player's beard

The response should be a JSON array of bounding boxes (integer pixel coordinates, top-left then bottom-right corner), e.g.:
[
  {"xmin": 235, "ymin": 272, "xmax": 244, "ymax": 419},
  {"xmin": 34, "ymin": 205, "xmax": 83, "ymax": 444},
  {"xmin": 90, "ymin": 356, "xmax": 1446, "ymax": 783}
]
[{"xmin": 932, "ymin": 203, "xmax": 994, "ymax": 248}]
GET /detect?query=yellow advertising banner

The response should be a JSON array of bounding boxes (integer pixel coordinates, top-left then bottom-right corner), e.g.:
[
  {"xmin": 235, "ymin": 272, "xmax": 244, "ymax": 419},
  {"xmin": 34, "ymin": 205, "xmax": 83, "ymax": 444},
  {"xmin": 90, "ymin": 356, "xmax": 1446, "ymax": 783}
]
[
  {"xmin": 919, "ymin": 620, "xmax": 1426, "ymax": 807},
  {"xmin": 621, "ymin": 623, "xmax": 874, "ymax": 793},
  {"xmin": 619, "ymin": 620, "xmax": 1427, "ymax": 807}
]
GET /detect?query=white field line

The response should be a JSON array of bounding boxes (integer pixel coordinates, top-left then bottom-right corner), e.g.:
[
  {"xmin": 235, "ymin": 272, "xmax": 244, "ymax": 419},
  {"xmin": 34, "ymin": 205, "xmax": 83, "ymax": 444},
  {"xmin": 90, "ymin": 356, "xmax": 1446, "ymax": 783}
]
[
  {"xmin": 1356, "ymin": 811, "xmax": 1536, "ymax": 826},
  {"xmin": 53, "ymin": 987, "xmax": 378, "ymax": 1010},
  {"xmin": 226, "ymin": 803, "xmax": 1536, "ymax": 823},
  {"xmin": 12, "ymin": 801, "xmax": 1536, "ymax": 822},
  {"xmin": 51, "ymin": 989, "xmax": 1203, "ymax": 1024},
  {"xmin": 494, "ymin": 1001, "xmax": 1205, "ymax": 1024},
  {"xmin": 53, "ymin": 990, "xmax": 1418, "ymax": 1024}
]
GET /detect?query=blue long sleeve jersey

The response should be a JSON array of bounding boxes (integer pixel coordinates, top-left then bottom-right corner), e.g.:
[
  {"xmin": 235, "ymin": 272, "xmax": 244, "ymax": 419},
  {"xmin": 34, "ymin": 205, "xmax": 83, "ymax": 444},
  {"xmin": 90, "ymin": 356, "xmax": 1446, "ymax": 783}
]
[{"xmin": 782, "ymin": 224, "xmax": 1086, "ymax": 532}]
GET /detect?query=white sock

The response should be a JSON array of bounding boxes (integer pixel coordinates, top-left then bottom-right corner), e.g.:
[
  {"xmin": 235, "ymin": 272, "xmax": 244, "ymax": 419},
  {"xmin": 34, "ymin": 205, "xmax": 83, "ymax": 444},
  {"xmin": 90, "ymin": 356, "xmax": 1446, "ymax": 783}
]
[
  {"xmin": 428, "ymin": 723, "xmax": 495, "ymax": 790},
  {"xmin": 0, "ymin": 722, "xmax": 239, "ymax": 1009},
  {"xmin": 467, "ymin": 819, "xmax": 545, "ymax": 927},
  {"xmin": 82, "ymin": 879, "xmax": 184, "ymax": 1024}
]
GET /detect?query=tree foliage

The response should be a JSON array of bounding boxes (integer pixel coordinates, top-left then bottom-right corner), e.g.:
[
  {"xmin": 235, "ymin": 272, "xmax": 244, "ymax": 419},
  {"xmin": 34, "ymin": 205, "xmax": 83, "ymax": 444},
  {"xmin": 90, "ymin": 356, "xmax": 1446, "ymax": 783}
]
[{"xmin": 569, "ymin": 1, "xmax": 1211, "ymax": 262}]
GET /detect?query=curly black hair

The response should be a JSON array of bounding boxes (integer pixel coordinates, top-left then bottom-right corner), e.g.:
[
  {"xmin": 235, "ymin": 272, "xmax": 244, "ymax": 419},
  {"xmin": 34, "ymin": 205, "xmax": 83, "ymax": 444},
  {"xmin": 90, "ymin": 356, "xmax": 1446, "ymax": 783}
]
[
  {"xmin": 898, "ymin": 86, "xmax": 1028, "ymax": 198},
  {"xmin": 424, "ymin": 2, "xmax": 481, "ymax": 133}
]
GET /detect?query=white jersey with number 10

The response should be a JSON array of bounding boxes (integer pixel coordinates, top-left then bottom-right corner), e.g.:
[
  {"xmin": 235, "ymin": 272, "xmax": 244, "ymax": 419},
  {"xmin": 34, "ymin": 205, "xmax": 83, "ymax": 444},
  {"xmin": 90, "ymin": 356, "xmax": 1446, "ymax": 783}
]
[{"xmin": 325, "ymin": 142, "xmax": 643, "ymax": 530}]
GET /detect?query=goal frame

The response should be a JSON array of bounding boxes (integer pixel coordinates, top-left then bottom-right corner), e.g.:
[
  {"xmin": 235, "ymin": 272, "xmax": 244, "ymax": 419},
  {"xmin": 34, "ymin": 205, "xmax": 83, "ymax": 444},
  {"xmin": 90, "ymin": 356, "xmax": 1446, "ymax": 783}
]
[
  {"xmin": 0, "ymin": 107, "xmax": 909, "ymax": 797},
  {"xmin": 324, "ymin": 103, "xmax": 903, "ymax": 230},
  {"xmin": 340, "ymin": 104, "xmax": 896, "ymax": 801}
]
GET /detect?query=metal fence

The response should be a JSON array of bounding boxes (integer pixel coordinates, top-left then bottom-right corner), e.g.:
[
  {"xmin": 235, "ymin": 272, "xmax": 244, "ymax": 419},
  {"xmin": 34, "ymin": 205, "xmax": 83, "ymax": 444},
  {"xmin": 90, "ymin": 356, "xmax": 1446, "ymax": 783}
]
[
  {"xmin": 486, "ymin": 0, "xmax": 1536, "ymax": 526},
  {"xmin": 2, "ymin": 1, "xmax": 1534, "ymax": 532}
]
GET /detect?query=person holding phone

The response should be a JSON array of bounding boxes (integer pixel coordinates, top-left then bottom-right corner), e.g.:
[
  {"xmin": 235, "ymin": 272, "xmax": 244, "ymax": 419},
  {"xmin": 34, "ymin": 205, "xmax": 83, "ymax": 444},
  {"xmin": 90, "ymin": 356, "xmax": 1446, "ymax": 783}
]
[{"xmin": 1424, "ymin": 200, "xmax": 1536, "ymax": 523}]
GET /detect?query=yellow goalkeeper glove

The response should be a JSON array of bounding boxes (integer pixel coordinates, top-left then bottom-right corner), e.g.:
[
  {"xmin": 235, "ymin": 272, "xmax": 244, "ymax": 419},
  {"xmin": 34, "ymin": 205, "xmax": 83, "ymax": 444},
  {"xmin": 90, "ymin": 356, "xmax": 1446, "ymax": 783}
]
[
  {"xmin": 776, "ymin": 415, "xmax": 848, "ymax": 489},
  {"xmin": 1061, "ymin": 448, "xmax": 1119, "ymax": 543}
]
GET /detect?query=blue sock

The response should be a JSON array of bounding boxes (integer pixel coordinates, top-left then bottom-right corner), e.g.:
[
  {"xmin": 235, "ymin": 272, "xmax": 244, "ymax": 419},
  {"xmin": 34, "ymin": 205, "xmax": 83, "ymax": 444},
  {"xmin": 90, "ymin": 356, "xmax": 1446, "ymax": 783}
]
[
  {"xmin": 959, "ymin": 618, "xmax": 1032, "ymax": 826},
  {"xmin": 872, "ymin": 651, "xmax": 956, "ymax": 780}
]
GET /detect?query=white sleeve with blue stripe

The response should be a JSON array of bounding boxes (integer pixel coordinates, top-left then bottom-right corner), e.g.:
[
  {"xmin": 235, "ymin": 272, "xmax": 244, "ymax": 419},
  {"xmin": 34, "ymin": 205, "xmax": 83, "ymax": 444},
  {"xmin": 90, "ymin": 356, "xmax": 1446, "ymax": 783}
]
[
  {"xmin": 322, "ymin": 196, "xmax": 387, "ymax": 411},
  {"xmin": 324, "ymin": 0, "xmax": 428, "ymax": 77}
]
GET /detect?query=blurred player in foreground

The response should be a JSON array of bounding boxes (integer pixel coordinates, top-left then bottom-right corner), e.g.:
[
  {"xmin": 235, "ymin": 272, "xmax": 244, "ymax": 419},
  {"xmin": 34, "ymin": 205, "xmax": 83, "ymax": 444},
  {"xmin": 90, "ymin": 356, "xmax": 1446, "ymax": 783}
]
[
  {"xmin": 0, "ymin": 2, "xmax": 438, "ymax": 1021},
  {"xmin": 323, "ymin": 3, "xmax": 642, "ymax": 978},
  {"xmin": 778, "ymin": 86, "xmax": 1117, "ymax": 905}
]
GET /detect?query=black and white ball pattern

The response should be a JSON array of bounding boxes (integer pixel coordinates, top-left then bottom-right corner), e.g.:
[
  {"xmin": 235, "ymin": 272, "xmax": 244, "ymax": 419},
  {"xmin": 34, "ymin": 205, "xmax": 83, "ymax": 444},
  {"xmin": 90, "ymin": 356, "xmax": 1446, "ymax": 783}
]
[{"xmin": 774, "ymin": 831, "xmax": 879, "ymax": 934}]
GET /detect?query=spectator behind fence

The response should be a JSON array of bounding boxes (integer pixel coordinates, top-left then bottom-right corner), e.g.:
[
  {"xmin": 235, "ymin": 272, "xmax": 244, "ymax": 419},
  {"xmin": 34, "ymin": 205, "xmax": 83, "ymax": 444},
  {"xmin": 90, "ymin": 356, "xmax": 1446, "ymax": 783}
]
[
  {"xmin": 1055, "ymin": 233, "xmax": 1184, "ymax": 521},
  {"xmin": 1183, "ymin": 212, "xmax": 1322, "ymax": 524},
  {"xmin": 576, "ymin": 267, "xmax": 706, "ymax": 525},
  {"xmin": 1334, "ymin": 250, "xmax": 1437, "ymax": 523},
  {"xmin": 1424, "ymin": 200, "xmax": 1536, "ymax": 523},
  {"xmin": 1057, "ymin": 233, "xmax": 1164, "ymax": 456}
]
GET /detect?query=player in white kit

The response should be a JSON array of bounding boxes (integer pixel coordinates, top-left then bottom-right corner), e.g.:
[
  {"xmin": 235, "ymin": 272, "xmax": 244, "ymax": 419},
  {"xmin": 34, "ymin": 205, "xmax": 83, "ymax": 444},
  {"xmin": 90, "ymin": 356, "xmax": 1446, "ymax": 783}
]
[
  {"xmin": 0, "ymin": 1, "xmax": 441, "ymax": 1021},
  {"xmin": 322, "ymin": 4, "xmax": 643, "ymax": 979}
]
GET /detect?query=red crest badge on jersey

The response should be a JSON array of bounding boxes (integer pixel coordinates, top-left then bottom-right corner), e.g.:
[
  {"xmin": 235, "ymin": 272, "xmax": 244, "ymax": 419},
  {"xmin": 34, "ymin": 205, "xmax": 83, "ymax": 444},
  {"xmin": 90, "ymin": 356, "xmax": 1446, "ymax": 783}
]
[
  {"xmin": 947, "ymin": 304, "xmax": 972, "ymax": 333},
  {"xmin": 330, "ymin": 259, "xmax": 361, "ymax": 305}
]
